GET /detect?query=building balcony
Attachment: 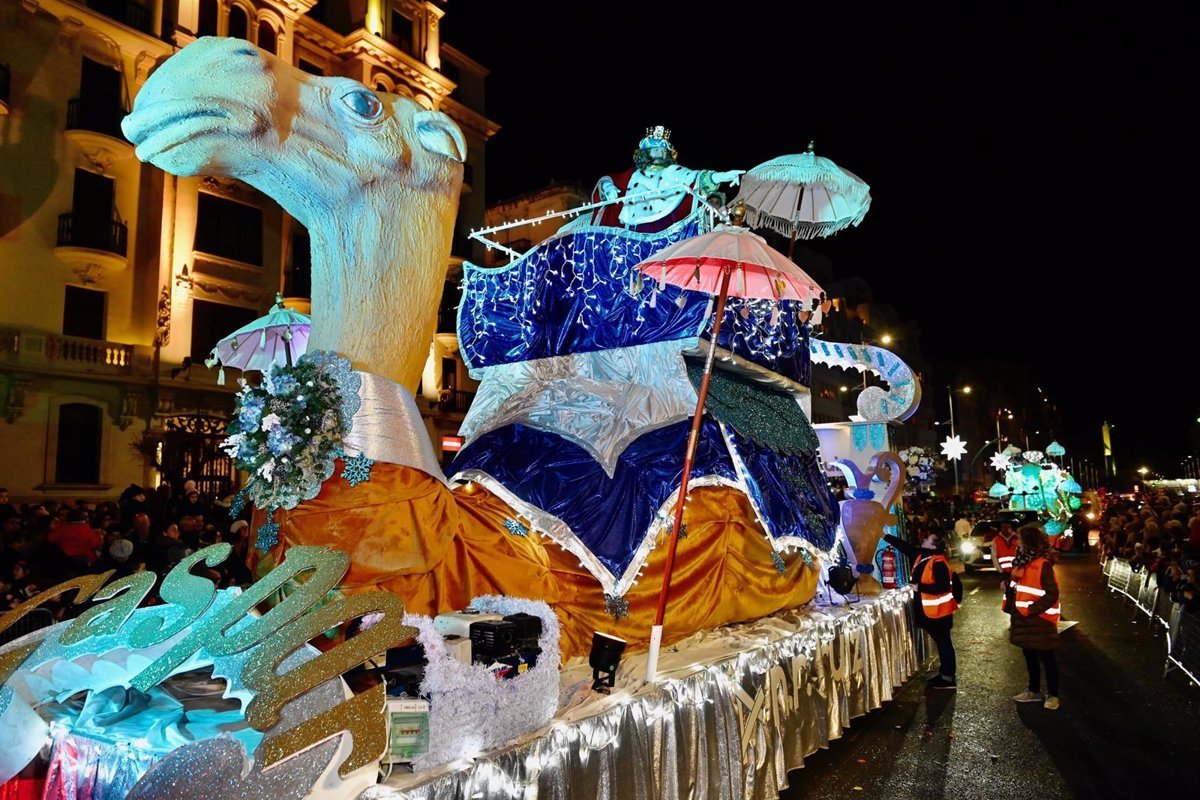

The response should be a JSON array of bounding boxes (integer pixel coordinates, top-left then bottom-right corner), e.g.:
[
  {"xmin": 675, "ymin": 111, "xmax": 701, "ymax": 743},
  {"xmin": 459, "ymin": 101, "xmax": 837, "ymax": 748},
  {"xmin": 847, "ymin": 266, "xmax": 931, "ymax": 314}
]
[
  {"xmin": 57, "ymin": 213, "xmax": 127, "ymax": 255},
  {"xmin": 437, "ymin": 390, "xmax": 475, "ymax": 414},
  {"xmin": 65, "ymin": 98, "xmax": 134, "ymax": 163},
  {"xmin": 0, "ymin": 328, "xmax": 152, "ymax": 378},
  {"xmin": 55, "ymin": 213, "xmax": 129, "ymax": 274},
  {"xmin": 0, "ymin": 63, "xmax": 10, "ymax": 116},
  {"xmin": 84, "ymin": 0, "xmax": 153, "ymax": 36}
]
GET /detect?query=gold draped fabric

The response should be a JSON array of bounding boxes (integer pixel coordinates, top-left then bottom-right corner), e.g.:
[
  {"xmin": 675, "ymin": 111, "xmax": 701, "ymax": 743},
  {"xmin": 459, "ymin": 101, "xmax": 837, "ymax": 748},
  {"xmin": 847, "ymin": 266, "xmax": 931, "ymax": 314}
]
[{"xmin": 259, "ymin": 462, "xmax": 817, "ymax": 658}]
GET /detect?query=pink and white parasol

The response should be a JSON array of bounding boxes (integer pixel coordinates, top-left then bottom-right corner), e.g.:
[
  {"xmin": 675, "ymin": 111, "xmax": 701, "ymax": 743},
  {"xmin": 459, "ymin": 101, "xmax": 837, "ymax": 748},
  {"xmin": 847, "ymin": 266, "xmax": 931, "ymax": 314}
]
[
  {"xmin": 634, "ymin": 216, "xmax": 820, "ymax": 682},
  {"xmin": 637, "ymin": 224, "xmax": 823, "ymax": 302},
  {"xmin": 205, "ymin": 294, "xmax": 310, "ymax": 384}
]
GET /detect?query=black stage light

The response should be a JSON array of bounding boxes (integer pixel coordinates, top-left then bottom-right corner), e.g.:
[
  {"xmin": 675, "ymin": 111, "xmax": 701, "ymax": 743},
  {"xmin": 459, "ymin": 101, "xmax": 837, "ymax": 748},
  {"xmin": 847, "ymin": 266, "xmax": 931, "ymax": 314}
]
[
  {"xmin": 589, "ymin": 632, "xmax": 626, "ymax": 692},
  {"xmin": 828, "ymin": 564, "xmax": 857, "ymax": 596}
]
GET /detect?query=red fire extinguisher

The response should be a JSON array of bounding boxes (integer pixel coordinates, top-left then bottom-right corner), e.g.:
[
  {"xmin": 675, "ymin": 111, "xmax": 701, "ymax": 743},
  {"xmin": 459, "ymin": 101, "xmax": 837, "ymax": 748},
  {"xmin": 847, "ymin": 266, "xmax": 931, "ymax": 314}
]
[{"xmin": 881, "ymin": 547, "xmax": 897, "ymax": 590}]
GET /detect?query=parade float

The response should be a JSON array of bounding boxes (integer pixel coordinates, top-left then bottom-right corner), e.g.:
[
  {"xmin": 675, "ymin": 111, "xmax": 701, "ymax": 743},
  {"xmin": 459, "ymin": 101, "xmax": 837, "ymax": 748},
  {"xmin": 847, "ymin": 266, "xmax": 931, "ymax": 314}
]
[
  {"xmin": 988, "ymin": 442, "xmax": 1084, "ymax": 544},
  {"xmin": 0, "ymin": 38, "xmax": 925, "ymax": 799}
]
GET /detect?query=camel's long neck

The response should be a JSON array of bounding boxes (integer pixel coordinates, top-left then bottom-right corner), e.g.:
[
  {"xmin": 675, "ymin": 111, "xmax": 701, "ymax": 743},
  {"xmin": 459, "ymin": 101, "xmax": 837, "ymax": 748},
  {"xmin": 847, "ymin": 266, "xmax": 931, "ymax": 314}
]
[{"xmin": 305, "ymin": 189, "xmax": 457, "ymax": 390}]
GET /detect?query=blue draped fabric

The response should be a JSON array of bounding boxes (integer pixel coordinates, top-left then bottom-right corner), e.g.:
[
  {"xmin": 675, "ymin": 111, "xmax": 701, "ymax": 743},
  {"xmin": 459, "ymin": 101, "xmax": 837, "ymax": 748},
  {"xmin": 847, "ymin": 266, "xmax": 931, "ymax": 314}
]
[
  {"xmin": 459, "ymin": 220, "xmax": 812, "ymax": 385},
  {"xmin": 451, "ymin": 419, "xmax": 839, "ymax": 581},
  {"xmin": 725, "ymin": 429, "xmax": 839, "ymax": 551},
  {"xmin": 450, "ymin": 419, "xmax": 737, "ymax": 579}
]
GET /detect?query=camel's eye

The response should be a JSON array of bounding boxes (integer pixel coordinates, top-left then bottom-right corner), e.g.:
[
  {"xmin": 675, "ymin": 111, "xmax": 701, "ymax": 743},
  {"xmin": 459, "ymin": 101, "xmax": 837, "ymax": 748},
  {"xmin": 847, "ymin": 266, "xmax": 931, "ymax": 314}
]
[{"xmin": 340, "ymin": 89, "xmax": 382, "ymax": 120}]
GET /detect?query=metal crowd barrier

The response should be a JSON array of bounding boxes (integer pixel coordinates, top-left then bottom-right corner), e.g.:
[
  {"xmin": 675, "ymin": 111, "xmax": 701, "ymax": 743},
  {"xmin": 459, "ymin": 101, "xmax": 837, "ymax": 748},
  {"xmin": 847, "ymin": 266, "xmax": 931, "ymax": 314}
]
[
  {"xmin": 1166, "ymin": 605, "xmax": 1200, "ymax": 687},
  {"xmin": 1104, "ymin": 558, "xmax": 1198, "ymax": 687}
]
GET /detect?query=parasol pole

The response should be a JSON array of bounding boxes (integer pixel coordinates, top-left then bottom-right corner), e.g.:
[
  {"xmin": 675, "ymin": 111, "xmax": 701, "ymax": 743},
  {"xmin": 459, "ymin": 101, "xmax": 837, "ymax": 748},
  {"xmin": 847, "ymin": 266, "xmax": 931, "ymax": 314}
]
[{"xmin": 646, "ymin": 260, "xmax": 733, "ymax": 682}]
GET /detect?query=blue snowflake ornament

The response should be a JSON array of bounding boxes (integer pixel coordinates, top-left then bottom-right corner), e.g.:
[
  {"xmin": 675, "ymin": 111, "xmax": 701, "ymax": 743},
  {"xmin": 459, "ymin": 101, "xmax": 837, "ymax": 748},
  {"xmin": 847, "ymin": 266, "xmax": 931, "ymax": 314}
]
[
  {"xmin": 341, "ymin": 453, "xmax": 375, "ymax": 487},
  {"xmin": 256, "ymin": 519, "xmax": 280, "ymax": 551},
  {"xmin": 503, "ymin": 517, "xmax": 529, "ymax": 537},
  {"xmin": 772, "ymin": 550, "xmax": 787, "ymax": 575},
  {"xmin": 228, "ymin": 489, "xmax": 248, "ymax": 518}
]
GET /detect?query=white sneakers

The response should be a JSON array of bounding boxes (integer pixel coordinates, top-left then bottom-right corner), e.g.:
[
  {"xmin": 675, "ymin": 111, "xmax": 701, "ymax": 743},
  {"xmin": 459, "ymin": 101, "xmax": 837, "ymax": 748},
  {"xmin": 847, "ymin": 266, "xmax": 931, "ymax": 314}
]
[{"xmin": 1012, "ymin": 690, "xmax": 1060, "ymax": 709}]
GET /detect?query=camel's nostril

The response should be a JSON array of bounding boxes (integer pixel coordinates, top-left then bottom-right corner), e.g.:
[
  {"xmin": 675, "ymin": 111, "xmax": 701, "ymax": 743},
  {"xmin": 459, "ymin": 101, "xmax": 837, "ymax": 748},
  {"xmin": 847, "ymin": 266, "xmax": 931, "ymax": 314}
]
[{"xmin": 232, "ymin": 46, "xmax": 258, "ymax": 58}]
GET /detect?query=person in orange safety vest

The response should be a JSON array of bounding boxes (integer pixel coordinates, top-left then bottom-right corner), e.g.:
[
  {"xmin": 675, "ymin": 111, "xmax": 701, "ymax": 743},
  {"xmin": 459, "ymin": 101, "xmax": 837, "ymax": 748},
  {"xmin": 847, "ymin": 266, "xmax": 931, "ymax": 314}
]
[
  {"xmin": 1006, "ymin": 525, "xmax": 1063, "ymax": 710},
  {"xmin": 884, "ymin": 530, "xmax": 962, "ymax": 690},
  {"xmin": 992, "ymin": 520, "xmax": 1019, "ymax": 575}
]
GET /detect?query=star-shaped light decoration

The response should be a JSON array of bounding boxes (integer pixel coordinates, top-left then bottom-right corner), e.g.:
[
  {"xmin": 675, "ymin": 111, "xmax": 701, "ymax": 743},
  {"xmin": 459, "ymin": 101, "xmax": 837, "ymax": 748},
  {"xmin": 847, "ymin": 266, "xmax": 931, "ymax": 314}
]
[
  {"xmin": 989, "ymin": 451, "xmax": 1011, "ymax": 471},
  {"xmin": 940, "ymin": 435, "xmax": 968, "ymax": 461}
]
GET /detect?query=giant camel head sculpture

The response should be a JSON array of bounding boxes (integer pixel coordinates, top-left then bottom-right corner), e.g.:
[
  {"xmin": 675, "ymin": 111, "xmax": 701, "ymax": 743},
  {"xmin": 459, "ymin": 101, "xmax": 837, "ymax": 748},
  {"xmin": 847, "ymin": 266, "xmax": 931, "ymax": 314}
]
[{"xmin": 124, "ymin": 37, "xmax": 466, "ymax": 388}]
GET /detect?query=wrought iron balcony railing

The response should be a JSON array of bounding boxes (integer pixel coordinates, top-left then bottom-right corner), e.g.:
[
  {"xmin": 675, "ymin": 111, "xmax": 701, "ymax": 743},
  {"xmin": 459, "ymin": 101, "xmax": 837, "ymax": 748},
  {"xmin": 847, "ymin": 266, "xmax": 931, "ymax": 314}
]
[
  {"xmin": 66, "ymin": 97, "xmax": 127, "ymax": 140},
  {"xmin": 57, "ymin": 212, "xmax": 128, "ymax": 256}
]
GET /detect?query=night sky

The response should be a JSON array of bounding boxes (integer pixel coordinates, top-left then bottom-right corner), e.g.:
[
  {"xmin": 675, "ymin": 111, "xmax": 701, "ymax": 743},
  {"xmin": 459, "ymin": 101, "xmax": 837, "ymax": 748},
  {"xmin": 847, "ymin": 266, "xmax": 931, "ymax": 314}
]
[{"xmin": 441, "ymin": 3, "xmax": 1193, "ymax": 479}]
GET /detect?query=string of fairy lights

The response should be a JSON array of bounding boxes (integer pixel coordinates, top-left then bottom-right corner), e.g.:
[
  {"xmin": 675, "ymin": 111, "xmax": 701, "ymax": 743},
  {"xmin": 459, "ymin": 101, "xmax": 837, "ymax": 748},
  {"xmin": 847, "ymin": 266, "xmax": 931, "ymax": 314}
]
[{"xmin": 457, "ymin": 224, "xmax": 813, "ymax": 378}]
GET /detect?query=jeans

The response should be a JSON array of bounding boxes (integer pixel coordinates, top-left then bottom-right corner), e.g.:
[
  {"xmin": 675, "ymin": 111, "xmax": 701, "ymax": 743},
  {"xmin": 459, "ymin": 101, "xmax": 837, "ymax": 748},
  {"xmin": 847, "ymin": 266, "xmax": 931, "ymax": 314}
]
[
  {"xmin": 927, "ymin": 625, "xmax": 956, "ymax": 680},
  {"xmin": 1023, "ymin": 648, "xmax": 1058, "ymax": 696}
]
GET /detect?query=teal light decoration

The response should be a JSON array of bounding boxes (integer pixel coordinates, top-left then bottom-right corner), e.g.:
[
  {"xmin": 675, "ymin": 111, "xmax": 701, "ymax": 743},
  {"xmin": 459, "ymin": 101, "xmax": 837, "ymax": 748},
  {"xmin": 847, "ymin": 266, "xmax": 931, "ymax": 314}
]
[
  {"xmin": 1046, "ymin": 441, "xmax": 1066, "ymax": 458},
  {"xmin": 1060, "ymin": 477, "xmax": 1083, "ymax": 494},
  {"xmin": 1045, "ymin": 520, "xmax": 1066, "ymax": 536},
  {"xmin": 869, "ymin": 424, "xmax": 886, "ymax": 451},
  {"xmin": 989, "ymin": 481, "xmax": 1011, "ymax": 498}
]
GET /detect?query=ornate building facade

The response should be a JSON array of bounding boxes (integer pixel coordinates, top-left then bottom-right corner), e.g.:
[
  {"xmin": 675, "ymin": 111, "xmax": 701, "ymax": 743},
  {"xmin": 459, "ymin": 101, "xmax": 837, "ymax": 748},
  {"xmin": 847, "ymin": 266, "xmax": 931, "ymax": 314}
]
[{"xmin": 0, "ymin": 0, "xmax": 496, "ymax": 501}]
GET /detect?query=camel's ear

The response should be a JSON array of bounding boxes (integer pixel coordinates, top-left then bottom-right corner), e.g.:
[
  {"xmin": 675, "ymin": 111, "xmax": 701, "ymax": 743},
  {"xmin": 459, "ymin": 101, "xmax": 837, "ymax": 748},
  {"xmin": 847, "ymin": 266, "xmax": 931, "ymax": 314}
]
[{"xmin": 414, "ymin": 110, "xmax": 466, "ymax": 163}]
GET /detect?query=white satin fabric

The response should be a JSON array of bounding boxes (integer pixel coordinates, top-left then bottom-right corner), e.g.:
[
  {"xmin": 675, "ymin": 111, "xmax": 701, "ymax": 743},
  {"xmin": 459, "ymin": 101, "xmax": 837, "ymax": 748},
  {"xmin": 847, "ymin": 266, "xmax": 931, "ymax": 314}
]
[
  {"xmin": 343, "ymin": 372, "xmax": 446, "ymax": 483},
  {"xmin": 460, "ymin": 342, "xmax": 699, "ymax": 477}
]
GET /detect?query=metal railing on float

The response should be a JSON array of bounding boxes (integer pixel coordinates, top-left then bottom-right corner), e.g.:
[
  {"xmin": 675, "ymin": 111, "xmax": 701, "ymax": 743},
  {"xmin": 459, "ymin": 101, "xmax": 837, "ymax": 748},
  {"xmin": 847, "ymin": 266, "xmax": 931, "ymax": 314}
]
[{"xmin": 1101, "ymin": 555, "xmax": 1199, "ymax": 687}]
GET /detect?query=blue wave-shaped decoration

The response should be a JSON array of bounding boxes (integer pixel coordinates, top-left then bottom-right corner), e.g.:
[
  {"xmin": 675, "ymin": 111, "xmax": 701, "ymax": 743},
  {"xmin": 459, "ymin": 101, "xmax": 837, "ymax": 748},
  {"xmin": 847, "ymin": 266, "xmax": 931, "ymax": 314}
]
[{"xmin": 458, "ymin": 219, "xmax": 812, "ymax": 384}]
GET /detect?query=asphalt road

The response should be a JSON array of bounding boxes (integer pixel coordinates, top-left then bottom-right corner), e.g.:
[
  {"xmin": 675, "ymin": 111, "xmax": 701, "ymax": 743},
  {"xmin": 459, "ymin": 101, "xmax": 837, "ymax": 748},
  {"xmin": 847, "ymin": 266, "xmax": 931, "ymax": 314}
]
[{"xmin": 779, "ymin": 553, "xmax": 1200, "ymax": 800}]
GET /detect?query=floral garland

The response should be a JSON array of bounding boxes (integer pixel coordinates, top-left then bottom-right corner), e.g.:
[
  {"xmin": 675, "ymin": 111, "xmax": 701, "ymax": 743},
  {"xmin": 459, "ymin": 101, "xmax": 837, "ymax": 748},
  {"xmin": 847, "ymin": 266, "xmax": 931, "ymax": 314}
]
[
  {"xmin": 897, "ymin": 446, "xmax": 945, "ymax": 491},
  {"xmin": 222, "ymin": 351, "xmax": 362, "ymax": 512}
]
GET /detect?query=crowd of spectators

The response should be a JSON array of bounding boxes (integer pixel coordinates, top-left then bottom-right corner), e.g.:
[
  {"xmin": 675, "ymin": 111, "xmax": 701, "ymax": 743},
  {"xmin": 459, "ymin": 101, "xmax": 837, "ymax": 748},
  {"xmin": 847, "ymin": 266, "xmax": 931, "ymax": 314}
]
[
  {"xmin": 1098, "ymin": 490, "xmax": 1200, "ymax": 614},
  {"xmin": 0, "ymin": 483, "xmax": 253, "ymax": 618}
]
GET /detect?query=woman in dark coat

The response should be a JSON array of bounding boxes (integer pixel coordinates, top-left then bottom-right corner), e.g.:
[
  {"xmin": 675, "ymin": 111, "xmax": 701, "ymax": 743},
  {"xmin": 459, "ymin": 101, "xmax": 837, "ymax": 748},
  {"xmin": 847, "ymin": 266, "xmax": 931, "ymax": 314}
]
[
  {"xmin": 1006, "ymin": 524, "xmax": 1062, "ymax": 709},
  {"xmin": 884, "ymin": 530, "xmax": 962, "ymax": 689}
]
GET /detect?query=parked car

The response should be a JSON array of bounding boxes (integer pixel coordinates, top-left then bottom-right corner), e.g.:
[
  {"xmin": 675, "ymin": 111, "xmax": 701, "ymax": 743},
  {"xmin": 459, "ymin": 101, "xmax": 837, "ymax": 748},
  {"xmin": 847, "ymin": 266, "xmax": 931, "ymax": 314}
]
[{"xmin": 957, "ymin": 510, "xmax": 1041, "ymax": 571}]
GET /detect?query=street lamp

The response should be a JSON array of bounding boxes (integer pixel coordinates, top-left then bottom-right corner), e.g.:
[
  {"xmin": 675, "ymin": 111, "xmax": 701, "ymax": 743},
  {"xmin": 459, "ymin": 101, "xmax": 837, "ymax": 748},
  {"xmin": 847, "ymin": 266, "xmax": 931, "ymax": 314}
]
[
  {"xmin": 994, "ymin": 407, "xmax": 1013, "ymax": 449},
  {"xmin": 947, "ymin": 385, "xmax": 972, "ymax": 495}
]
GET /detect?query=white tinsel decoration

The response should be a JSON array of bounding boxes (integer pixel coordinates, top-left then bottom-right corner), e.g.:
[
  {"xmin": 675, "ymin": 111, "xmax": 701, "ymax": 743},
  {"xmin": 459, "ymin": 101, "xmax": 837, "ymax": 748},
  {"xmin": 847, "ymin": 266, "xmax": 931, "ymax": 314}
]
[{"xmin": 406, "ymin": 596, "xmax": 560, "ymax": 772}]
